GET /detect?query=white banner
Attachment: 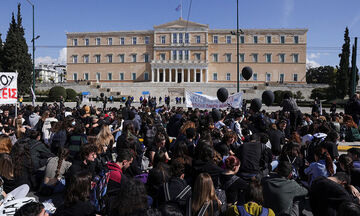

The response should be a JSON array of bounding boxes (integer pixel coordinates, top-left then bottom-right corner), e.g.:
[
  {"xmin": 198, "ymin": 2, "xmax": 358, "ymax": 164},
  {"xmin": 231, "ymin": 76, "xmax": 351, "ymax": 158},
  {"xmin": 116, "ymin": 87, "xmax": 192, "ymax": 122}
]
[
  {"xmin": 0, "ymin": 72, "xmax": 18, "ymax": 104},
  {"xmin": 185, "ymin": 91, "xmax": 243, "ymax": 109}
]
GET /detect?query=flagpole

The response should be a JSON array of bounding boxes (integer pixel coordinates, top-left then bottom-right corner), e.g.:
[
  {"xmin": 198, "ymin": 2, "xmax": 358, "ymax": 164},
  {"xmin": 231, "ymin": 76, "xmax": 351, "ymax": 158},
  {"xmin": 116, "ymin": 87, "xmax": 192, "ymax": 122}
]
[{"xmin": 180, "ymin": 0, "xmax": 183, "ymax": 19}]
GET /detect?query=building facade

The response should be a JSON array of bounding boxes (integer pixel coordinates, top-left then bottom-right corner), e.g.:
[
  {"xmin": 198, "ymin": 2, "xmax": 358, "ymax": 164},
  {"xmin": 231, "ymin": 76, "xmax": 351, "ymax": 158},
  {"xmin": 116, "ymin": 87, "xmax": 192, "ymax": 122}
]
[
  {"xmin": 35, "ymin": 63, "xmax": 66, "ymax": 83},
  {"xmin": 66, "ymin": 19, "xmax": 307, "ymax": 84}
]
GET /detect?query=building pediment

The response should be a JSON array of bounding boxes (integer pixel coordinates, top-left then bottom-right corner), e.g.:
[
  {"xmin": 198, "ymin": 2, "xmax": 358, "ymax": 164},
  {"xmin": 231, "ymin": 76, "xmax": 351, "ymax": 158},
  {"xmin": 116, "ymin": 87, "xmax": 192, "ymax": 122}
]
[{"xmin": 154, "ymin": 18, "xmax": 209, "ymax": 31}]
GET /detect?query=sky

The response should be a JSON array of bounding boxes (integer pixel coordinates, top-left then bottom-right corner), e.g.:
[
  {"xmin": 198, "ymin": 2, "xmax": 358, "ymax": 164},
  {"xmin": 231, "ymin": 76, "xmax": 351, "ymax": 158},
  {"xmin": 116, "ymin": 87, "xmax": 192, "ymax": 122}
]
[{"xmin": 1, "ymin": 0, "xmax": 360, "ymax": 68}]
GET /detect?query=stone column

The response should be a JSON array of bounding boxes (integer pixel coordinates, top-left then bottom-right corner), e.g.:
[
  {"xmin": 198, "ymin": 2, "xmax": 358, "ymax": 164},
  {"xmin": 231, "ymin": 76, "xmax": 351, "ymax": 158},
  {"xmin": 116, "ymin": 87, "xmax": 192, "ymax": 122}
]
[
  {"xmin": 151, "ymin": 68, "xmax": 154, "ymax": 82},
  {"xmin": 175, "ymin": 68, "xmax": 178, "ymax": 83},
  {"xmin": 200, "ymin": 68, "xmax": 203, "ymax": 83},
  {"xmin": 181, "ymin": 68, "xmax": 184, "ymax": 83},
  {"xmin": 157, "ymin": 68, "xmax": 160, "ymax": 82},
  {"xmin": 193, "ymin": 68, "xmax": 196, "ymax": 82},
  {"xmin": 169, "ymin": 68, "xmax": 172, "ymax": 82},
  {"xmin": 187, "ymin": 69, "xmax": 190, "ymax": 82},
  {"xmin": 162, "ymin": 68, "xmax": 166, "ymax": 82},
  {"xmin": 205, "ymin": 68, "xmax": 208, "ymax": 82}
]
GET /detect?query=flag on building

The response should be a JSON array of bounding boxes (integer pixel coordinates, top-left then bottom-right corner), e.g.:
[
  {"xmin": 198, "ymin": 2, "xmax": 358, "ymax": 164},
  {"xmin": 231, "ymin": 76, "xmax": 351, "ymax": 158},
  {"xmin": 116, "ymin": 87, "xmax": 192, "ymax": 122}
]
[{"xmin": 175, "ymin": 4, "xmax": 181, "ymax": 11}]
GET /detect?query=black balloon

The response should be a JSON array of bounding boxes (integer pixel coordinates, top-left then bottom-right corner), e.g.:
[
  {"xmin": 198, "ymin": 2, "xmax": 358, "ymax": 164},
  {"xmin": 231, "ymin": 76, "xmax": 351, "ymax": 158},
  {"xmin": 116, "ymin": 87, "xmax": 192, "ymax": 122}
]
[
  {"xmin": 217, "ymin": 87, "xmax": 229, "ymax": 103},
  {"xmin": 250, "ymin": 98, "xmax": 262, "ymax": 112},
  {"xmin": 262, "ymin": 90, "xmax": 274, "ymax": 106},
  {"xmin": 242, "ymin": 66, "xmax": 253, "ymax": 80},
  {"xmin": 100, "ymin": 93, "xmax": 104, "ymax": 98},
  {"xmin": 212, "ymin": 109, "xmax": 222, "ymax": 122}
]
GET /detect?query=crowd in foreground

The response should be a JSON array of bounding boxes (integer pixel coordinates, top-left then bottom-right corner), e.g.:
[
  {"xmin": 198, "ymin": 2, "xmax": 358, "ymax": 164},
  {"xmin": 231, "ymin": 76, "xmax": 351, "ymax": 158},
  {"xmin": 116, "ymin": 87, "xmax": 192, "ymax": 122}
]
[{"xmin": 0, "ymin": 92, "xmax": 359, "ymax": 216}]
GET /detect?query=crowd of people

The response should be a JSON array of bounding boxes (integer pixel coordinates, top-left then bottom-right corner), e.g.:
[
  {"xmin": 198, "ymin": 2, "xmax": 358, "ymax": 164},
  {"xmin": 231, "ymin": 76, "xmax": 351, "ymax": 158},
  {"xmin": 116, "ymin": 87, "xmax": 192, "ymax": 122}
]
[{"xmin": 0, "ymin": 92, "xmax": 359, "ymax": 216}]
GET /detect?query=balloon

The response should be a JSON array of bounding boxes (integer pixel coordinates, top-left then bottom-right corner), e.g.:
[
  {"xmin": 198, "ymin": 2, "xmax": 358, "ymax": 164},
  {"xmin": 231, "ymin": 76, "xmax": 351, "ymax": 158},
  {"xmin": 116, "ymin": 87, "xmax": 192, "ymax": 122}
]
[
  {"xmin": 250, "ymin": 98, "xmax": 262, "ymax": 112},
  {"xmin": 212, "ymin": 109, "xmax": 222, "ymax": 122},
  {"xmin": 242, "ymin": 66, "xmax": 253, "ymax": 80},
  {"xmin": 100, "ymin": 93, "xmax": 104, "ymax": 98},
  {"xmin": 217, "ymin": 87, "xmax": 229, "ymax": 103},
  {"xmin": 262, "ymin": 90, "xmax": 274, "ymax": 106}
]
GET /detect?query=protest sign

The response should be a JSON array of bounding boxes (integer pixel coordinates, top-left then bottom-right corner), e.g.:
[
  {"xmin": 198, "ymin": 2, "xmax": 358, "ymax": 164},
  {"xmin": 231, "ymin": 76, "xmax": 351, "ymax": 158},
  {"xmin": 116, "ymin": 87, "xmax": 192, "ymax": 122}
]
[
  {"xmin": 185, "ymin": 91, "xmax": 242, "ymax": 109},
  {"xmin": 0, "ymin": 72, "xmax": 17, "ymax": 104}
]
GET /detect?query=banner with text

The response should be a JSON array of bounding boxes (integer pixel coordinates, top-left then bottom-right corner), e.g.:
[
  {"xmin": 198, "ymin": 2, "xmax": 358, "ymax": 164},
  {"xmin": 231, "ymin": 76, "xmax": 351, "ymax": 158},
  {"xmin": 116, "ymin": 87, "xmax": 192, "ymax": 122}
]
[
  {"xmin": 0, "ymin": 72, "xmax": 17, "ymax": 104},
  {"xmin": 185, "ymin": 91, "xmax": 242, "ymax": 109}
]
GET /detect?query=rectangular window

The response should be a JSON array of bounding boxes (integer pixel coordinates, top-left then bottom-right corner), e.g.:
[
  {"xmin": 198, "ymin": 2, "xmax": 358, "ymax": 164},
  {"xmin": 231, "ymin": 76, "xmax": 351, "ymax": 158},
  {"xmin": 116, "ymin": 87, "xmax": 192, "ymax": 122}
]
[
  {"xmin": 173, "ymin": 33, "xmax": 178, "ymax": 43},
  {"xmin": 161, "ymin": 36, "xmax": 166, "ymax": 44},
  {"xmin": 226, "ymin": 35, "xmax": 232, "ymax": 44},
  {"xmin": 72, "ymin": 55, "xmax": 78, "ymax": 63},
  {"xmin": 239, "ymin": 53, "xmax": 245, "ymax": 62},
  {"xmin": 240, "ymin": 35, "xmax": 245, "ymax": 44},
  {"xmin": 226, "ymin": 53, "xmax": 232, "ymax": 62},
  {"xmin": 213, "ymin": 36, "xmax": 218, "ymax": 44},
  {"xmin": 108, "ymin": 38, "xmax": 112, "ymax": 45},
  {"xmin": 95, "ymin": 55, "xmax": 101, "ymax": 63},
  {"xmin": 144, "ymin": 54, "xmax": 149, "ymax": 63},
  {"xmin": 84, "ymin": 73, "xmax": 89, "ymax": 81},
  {"xmin": 83, "ymin": 55, "xmax": 89, "ymax": 63},
  {"xmin": 85, "ymin": 38, "xmax": 89, "ymax": 46},
  {"xmin": 120, "ymin": 73, "xmax": 124, "ymax": 80},
  {"xmin": 185, "ymin": 33, "xmax": 189, "ymax": 43},
  {"xmin": 195, "ymin": 53, "xmax": 201, "ymax": 61},
  {"xmin": 240, "ymin": 74, "xmax": 244, "ymax": 81},
  {"xmin": 266, "ymin": 73, "xmax": 271, "ymax": 82},
  {"xmin": 96, "ymin": 73, "xmax": 101, "ymax": 82},
  {"xmin": 196, "ymin": 35, "xmax": 201, "ymax": 44},
  {"xmin": 160, "ymin": 53, "xmax": 166, "ymax": 61},
  {"xmin": 253, "ymin": 36, "xmax": 258, "ymax": 44},
  {"xmin": 132, "ymin": 73, "xmax": 136, "ymax": 80},
  {"xmin": 145, "ymin": 36, "xmax": 150, "ymax": 44},
  {"xmin": 280, "ymin": 36, "xmax": 285, "ymax": 44},
  {"xmin": 293, "ymin": 54, "xmax": 299, "ymax": 63},
  {"xmin": 132, "ymin": 54, "xmax": 137, "ymax": 63},
  {"xmin": 266, "ymin": 36, "xmax": 272, "ymax": 44},
  {"xmin": 108, "ymin": 54, "xmax": 113, "ymax": 63},
  {"xmin": 293, "ymin": 74, "xmax": 298, "ymax": 82},
  {"xmin": 226, "ymin": 73, "xmax": 231, "ymax": 81},
  {"xmin": 252, "ymin": 54, "xmax": 258, "ymax": 63},
  {"xmin": 253, "ymin": 73, "xmax": 258, "ymax": 81},
  {"xmin": 213, "ymin": 73, "xmax": 218, "ymax": 81},
  {"xmin": 179, "ymin": 33, "xmax": 183, "ymax": 43},
  {"xmin": 179, "ymin": 50, "xmax": 183, "ymax": 60},
  {"xmin": 73, "ymin": 73, "xmax": 77, "ymax": 81},
  {"xmin": 173, "ymin": 50, "xmax": 177, "ymax": 60},
  {"xmin": 294, "ymin": 36, "xmax": 299, "ymax": 44},
  {"xmin": 266, "ymin": 54, "xmax": 272, "ymax": 63},
  {"xmin": 184, "ymin": 50, "xmax": 189, "ymax": 60},
  {"xmin": 132, "ymin": 37, "xmax": 137, "ymax": 45},
  {"xmin": 280, "ymin": 74, "xmax": 284, "ymax": 83},
  {"xmin": 108, "ymin": 73, "xmax": 112, "ymax": 80},
  {"xmin": 96, "ymin": 37, "xmax": 101, "ymax": 45},
  {"xmin": 73, "ymin": 39, "xmax": 78, "ymax": 46},
  {"xmin": 144, "ymin": 72, "xmax": 149, "ymax": 81},
  {"xmin": 279, "ymin": 54, "xmax": 285, "ymax": 63},
  {"xmin": 119, "ymin": 54, "xmax": 124, "ymax": 63},
  {"xmin": 213, "ymin": 54, "xmax": 218, "ymax": 62},
  {"xmin": 120, "ymin": 37, "xmax": 125, "ymax": 45}
]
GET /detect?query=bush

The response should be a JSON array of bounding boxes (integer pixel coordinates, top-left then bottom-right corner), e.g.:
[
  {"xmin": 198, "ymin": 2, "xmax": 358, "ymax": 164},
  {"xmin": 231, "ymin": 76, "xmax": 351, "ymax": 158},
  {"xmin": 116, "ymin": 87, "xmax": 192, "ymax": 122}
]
[
  {"xmin": 48, "ymin": 86, "xmax": 67, "ymax": 102},
  {"xmin": 310, "ymin": 88, "xmax": 328, "ymax": 100},
  {"xmin": 66, "ymin": 88, "xmax": 77, "ymax": 101},
  {"xmin": 274, "ymin": 90, "xmax": 293, "ymax": 104}
]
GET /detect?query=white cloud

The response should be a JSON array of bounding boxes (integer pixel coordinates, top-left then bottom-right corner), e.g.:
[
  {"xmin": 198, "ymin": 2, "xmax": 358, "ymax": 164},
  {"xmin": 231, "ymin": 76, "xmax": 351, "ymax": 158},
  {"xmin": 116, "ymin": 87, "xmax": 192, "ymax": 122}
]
[
  {"xmin": 306, "ymin": 58, "xmax": 321, "ymax": 69},
  {"xmin": 35, "ymin": 48, "xmax": 67, "ymax": 65},
  {"xmin": 350, "ymin": 11, "xmax": 360, "ymax": 29},
  {"xmin": 282, "ymin": 0, "xmax": 295, "ymax": 27},
  {"xmin": 308, "ymin": 53, "xmax": 321, "ymax": 59}
]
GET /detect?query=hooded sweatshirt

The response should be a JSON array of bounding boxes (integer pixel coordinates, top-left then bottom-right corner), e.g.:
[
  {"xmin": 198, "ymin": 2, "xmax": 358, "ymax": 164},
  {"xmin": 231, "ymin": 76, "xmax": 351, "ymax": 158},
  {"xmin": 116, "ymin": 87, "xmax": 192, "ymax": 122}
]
[{"xmin": 106, "ymin": 162, "xmax": 125, "ymax": 196}]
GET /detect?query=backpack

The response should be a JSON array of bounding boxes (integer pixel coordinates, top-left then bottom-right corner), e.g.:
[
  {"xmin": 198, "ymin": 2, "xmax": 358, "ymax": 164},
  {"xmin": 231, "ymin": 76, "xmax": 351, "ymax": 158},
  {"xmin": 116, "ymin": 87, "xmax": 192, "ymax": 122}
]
[
  {"xmin": 144, "ymin": 125, "xmax": 157, "ymax": 146},
  {"xmin": 163, "ymin": 182, "xmax": 191, "ymax": 205},
  {"xmin": 237, "ymin": 205, "xmax": 269, "ymax": 216},
  {"xmin": 0, "ymin": 196, "xmax": 36, "ymax": 216},
  {"xmin": 306, "ymin": 133, "xmax": 327, "ymax": 163},
  {"xmin": 90, "ymin": 170, "xmax": 111, "ymax": 213}
]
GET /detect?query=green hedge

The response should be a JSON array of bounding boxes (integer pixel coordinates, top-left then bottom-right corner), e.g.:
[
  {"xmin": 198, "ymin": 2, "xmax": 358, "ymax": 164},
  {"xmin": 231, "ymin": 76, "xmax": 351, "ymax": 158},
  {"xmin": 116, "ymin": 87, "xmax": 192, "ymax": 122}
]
[
  {"xmin": 48, "ymin": 86, "xmax": 67, "ymax": 102},
  {"xmin": 66, "ymin": 88, "xmax": 77, "ymax": 101}
]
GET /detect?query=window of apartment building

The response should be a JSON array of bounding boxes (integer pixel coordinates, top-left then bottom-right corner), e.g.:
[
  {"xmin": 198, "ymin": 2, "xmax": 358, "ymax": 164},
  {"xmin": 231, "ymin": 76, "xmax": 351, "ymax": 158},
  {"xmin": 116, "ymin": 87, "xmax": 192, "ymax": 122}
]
[
  {"xmin": 213, "ymin": 73, "xmax": 218, "ymax": 81},
  {"xmin": 185, "ymin": 33, "xmax": 189, "ymax": 43},
  {"xmin": 73, "ymin": 73, "xmax": 78, "ymax": 81},
  {"xmin": 161, "ymin": 36, "xmax": 166, "ymax": 44},
  {"xmin": 144, "ymin": 72, "xmax": 149, "ymax": 81},
  {"xmin": 108, "ymin": 38, "xmax": 113, "ymax": 45},
  {"xmin": 196, "ymin": 35, "xmax": 201, "ymax": 44},
  {"xmin": 294, "ymin": 36, "xmax": 299, "ymax": 44},
  {"xmin": 84, "ymin": 73, "xmax": 89, "ymax": 81},
  {"xmin": 226, "ymin": 53, "xmax": 232, "ymax": 62},
  {"xmin": 279, "ymin": 54, "xmax": 285, "ymax": 63},
  {"xmin": 119, "ymin": 54, "xmax": 125, "ymax": 63},
  {"xmin": 108, "ymin": 54, "xmax": 113, "ymax": 63},
  {"xmin": 173, "ymin": 33, "xmax": 178, "ymax": 43},
  {"xmin": 195, "ymin": 53, "xmax": 201, "ymax": 61},
  {"xmin": 95, "ymin": 55, "xmax": 101, "ymax": 63},
  {"xmin": 132, "ymin": 37, "xmax": 137, "ymax": 45},
  {"xmin": 252, "ymin": 53, "xmax": 258, "ymax": 62},
  {"xmin": 226, "ymin": 35, "xmax": 232, "ymax": 44},
  {"xmin": 120, "ymin": 73, "xmax": 124, "ymax": 80},
  {"xmin": 72, "ymin": 55, "xmax": 78, "ymax": 63},
  {"xmin": 253, "ymin": 73, "xmax": 258, "ymax": 81},
  {"xmin": 240, "ymin": 74, "xmax": 244, "ymax": 81},
  {"xmin": 108, "ymin": 73, "xmax": 112, "ymax": 81},
  {"xmin": 160, "ymin": 53, "xmax": 166, "ymax": 61},
  {"xmin": 173, "ymin": 50, "xmax": 177, "ymax": 60},
  {"xmin": 96, "ymin": 38, "xmax": 101, "ymax": 45},
  {"xmin": 145, "ymin": 36, "xmax": 150, "ymax": 44},
  {"xmin": 73, "ymin": 39, "xmax": 78, "ymax": 46},
  {"xmin": 293, "ymin": 54, "xmax": 299, "ymax": 63},
  {"xmin": 120, "ymin": 37, "xmax": 125, "ymax": 45},
  {"xmin": 266, "ymin": 36, "xmax": 272, "ymax": 44},
  {"xmin": 185, "ymin": 50, "xmax": 189, "ymax": 60},
  {"xmin": 280, "ymin": 74, "xmax": 284, "ymax": 83},
  {"xmin": 213, "ymin": 54, "xmax": 218, "ymax": 62},
  {"xmin": 179, "ymin": 50, "xmax": 183, "ymax": 60},
  {"xmin": 213, "ymin": 36, "xmax": 218, "ymax": 44},
  {"xmin": 266, "ymin": 73, "xmax": 271, "ymax": 82},
  {"xmin": 144, "ymin": 54, "xmax": 149, "ymax": 63},
  {"xmin": 132, "ymin": 73, "xmax": 136, "ymax": 80},
  {"xmin": 253, "ymin": 36, "xmax": 258, "ymax": 44},
  {"xmin": 239, "ymin": 53, "xmax": 245, "ymax": 62},
  {"xmin": 132, "ymin": 54, "xmax": 137, "ymax": 62},
  {"xmin": 96, "ymin": 73, "xmax": 101, "ymax": 82},
  {"xmin": 240, "ymin": 35, "xmax": 245, "ymax": 44},
  {"xmin": 280, "ymin": 36, "xmax": 285, "ymax": 44},
  {"xmin": 83, "ymin": 55, "xmax": 89, "ymax": 63},
  {"xmin": 226, "ymin": 73, "xmax": 231, "ymax": 81},
  {"xmin": 265, "ymin": 53, "xmax": 272, "ymax": 63},
  {"xmin": 179, "ymin": 33, "xmax": 183, "ymax": 43},
  {"xmin": 85, "ymin": 38, "xmax": 89, "ymax": 46},
  {"xmin": 293, "ymin": 74, "xmax": 298, "ymax": 82}
]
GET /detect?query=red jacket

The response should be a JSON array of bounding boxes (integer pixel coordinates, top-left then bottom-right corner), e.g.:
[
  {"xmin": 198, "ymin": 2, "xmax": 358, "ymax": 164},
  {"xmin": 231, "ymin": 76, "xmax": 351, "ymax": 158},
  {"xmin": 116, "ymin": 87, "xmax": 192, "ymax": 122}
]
[{"xmin": 106, "ymin": 162, "xmax": 123, "ymax": 183}]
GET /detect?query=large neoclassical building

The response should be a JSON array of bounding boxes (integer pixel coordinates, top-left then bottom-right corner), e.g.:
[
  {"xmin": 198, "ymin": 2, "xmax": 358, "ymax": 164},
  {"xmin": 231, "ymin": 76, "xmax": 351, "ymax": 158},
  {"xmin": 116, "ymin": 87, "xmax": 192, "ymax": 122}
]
[{"xmin": 66, "ymin": 18, "xmax": 307, "ymax": 84}]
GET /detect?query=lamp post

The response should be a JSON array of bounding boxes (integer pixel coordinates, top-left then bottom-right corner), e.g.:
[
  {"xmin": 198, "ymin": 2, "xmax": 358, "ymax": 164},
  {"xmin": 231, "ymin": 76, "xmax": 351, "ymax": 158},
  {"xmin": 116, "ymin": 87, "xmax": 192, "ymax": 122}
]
[{"xmin": 231, "ymin": 0, "xmax": 240, "ymax": 92}]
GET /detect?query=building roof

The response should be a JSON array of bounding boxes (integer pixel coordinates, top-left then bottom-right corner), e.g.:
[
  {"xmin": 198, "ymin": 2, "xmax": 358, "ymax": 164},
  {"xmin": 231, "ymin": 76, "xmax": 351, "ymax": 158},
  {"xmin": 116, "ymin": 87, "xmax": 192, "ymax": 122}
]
[
  {"xmin": 209, "ymin": 28, "xmax": 308, "ymax": 35},
  {"xmin": 153, "ymin": 18, "xmax": 209, "ymax": 29}
]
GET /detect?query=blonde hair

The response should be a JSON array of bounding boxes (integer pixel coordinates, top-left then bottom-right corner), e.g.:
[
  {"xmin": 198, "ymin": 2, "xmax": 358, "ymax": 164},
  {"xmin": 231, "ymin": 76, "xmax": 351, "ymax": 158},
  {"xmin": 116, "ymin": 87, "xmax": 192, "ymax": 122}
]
[
  {"xmin": 0, "ymin": 135, "xmax": 12, "ymax": 154},
  {"xmin": 95, "ymin": 125, "xmax": 114, "ymax": 153}
]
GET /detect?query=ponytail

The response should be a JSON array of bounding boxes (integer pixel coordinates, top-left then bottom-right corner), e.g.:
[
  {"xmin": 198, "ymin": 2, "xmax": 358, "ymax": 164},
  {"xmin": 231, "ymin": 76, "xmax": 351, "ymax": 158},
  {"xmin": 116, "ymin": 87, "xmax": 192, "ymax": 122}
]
[
  {"xmin": 55, "ymin": 148, "xmax": 69, "ymax": 179},
  {"xmin": 323, "ymin": 151, "xmax": 334, "ymax": 176}
]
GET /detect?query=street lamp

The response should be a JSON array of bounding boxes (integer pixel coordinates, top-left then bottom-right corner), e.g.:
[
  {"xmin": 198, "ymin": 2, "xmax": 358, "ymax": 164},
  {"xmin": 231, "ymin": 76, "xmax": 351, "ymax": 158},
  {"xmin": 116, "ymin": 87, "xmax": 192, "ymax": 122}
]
[{"xmin": 231, "ymin": 0, "xmax": 240, "ymax": 92}]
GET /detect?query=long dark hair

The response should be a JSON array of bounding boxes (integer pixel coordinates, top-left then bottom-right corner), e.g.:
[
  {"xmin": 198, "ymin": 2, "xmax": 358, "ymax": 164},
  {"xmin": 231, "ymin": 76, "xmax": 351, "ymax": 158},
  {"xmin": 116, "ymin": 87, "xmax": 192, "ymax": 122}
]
[
  {"xmin": 315, "ymin": 147, "xmax": 334, "ymax": 176},
  {"xmin": 65, "ymin": 171, "xmax": 91, "ymax": 205},
  {"xmin": 55, "ymin": 148, "xmax": 70, "ymax": 179},
  {"xmin": 10, "ymin": 139, "xmax": 32, "ymax": 177},
  {"xmin": 339, "ymin": 154, "xmax": 353, "ymax": 175}
]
